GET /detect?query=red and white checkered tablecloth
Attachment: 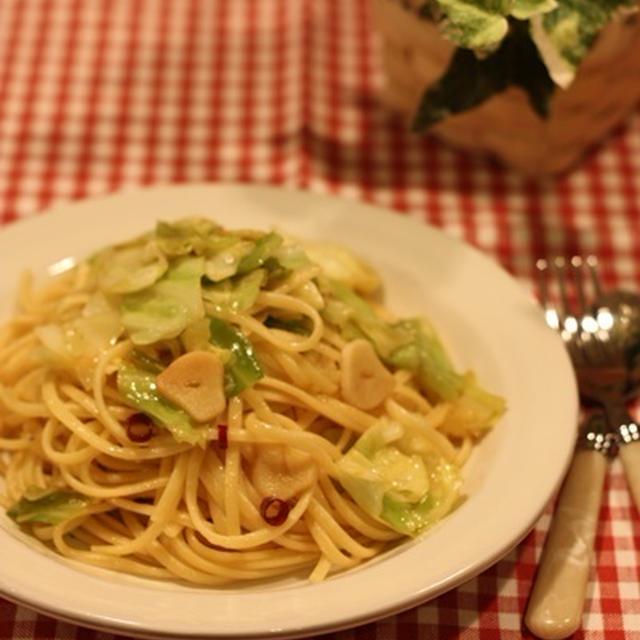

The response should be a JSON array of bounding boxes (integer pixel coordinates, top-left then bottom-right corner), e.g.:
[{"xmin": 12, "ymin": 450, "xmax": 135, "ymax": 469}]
[{"xmin": 1, "ymin": 1, "xmax": 640, "ymax": 638}]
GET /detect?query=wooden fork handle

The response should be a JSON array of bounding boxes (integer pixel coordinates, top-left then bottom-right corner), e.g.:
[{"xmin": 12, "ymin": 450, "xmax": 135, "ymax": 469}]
[
  {"xmin": 619, "ymin": 440, "xmax": 640, "ymax": 514},
  {"xmin": 524, "ymin": 448, "xmax": 607, "ymax": 640}
]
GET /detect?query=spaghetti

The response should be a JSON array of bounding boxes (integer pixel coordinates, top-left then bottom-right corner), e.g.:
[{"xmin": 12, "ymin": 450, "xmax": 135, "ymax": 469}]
[{"xmin": 0, "ymin": 218, "xmax": 505, "ymax": 584}]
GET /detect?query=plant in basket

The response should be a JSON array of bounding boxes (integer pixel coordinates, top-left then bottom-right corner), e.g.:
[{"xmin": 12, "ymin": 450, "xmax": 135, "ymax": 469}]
[{"xmin": 373, "ymin": 0, "xmax": 640, "ymax": 174}]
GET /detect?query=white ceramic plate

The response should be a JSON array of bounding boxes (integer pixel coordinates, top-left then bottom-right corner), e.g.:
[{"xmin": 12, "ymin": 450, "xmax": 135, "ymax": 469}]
[{"xmin": 0, "ymin": 184, "xmax": 578, "ymax": 639}]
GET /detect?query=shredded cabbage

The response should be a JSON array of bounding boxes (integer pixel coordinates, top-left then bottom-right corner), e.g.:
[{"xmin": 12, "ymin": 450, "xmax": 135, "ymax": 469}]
[
  {"xmin": 8, "ymin": 488, "xmax": 91, "ymax": 525},
  {"xmin": 121, "ymin": 256, "xmax": 205, "ymax": 345},
  {"xmin": 336, "ymin": 419, "xmax": 462, "ymax": 535}
]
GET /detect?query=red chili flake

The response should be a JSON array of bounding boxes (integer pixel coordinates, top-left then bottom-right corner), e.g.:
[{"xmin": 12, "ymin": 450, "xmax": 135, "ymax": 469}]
[
  {"xmin": 260, "ymin": 497, "xmax": 293, "ymax": 526},
  {"xmin": 126, "ymin": 413, "xmax": 154, "ymax": 443},
  {"xmin": 217, "ymin": 424, "xmax": 228, "ymax": 450}
]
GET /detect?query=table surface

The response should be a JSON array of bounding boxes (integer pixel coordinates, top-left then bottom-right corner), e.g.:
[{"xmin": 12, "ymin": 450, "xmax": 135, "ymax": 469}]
[{"xmin": 1, "ymin": 1, "xmax": 640, "ymax": 638}]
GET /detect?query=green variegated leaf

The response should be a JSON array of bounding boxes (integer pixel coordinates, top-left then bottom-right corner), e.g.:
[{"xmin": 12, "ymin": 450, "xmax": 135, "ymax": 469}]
[
  {"xmin": 531, "ymin": 0, "xmax": 635, "ymax": 86},
  {"xmin": 429, "ymin": 0, "xmax": 555, "ymax": 50},
  {"xmin": 434, "ymin": 0, "xmax": 510, "ymax": 50},
  {"xmin": 511, "ymin": 0, "xmax": 557, "ymax": 19},
  {"xmin": 412, "ymin": 20, "xmax": 554, "ymax": 130}
]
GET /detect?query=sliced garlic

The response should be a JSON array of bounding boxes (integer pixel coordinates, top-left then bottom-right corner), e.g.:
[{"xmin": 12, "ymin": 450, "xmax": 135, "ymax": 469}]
[
  {"xmin": 156, "ymin": 350, "xmax": 226, "ymax": 423},
  {"xmin": 340, "ymin": 338, "xmax": 395, "ymax": 410},
  {"xmin": 250, "ymin": 444, "xmax": 317, "ymax": 501}
]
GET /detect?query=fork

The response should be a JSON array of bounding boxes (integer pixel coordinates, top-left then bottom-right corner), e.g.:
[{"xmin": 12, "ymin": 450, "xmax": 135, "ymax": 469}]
[{"xmin": 524, "ymin": 256, "xmax": 629, "ymax": 640}]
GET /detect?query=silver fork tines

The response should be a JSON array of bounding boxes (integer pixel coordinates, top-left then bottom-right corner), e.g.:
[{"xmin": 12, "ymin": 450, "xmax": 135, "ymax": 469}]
[
  {"xmin": 536, "ymin": 256, "xmax": 612, "ymax": 370},
  {"xmin": 536, "ymin": 255, "xmax": 618, "ymax": 456}
]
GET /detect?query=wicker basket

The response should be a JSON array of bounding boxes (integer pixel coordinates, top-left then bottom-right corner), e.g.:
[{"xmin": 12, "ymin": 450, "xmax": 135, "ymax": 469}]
[{"xmin": 372, "ymin": 0, "xmax": 640, "ymax": 175}]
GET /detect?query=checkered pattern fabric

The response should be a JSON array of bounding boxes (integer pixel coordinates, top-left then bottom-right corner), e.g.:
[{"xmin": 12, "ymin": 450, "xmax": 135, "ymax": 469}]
[{"xmin": 0, "ymin": 1, "xmax": 639, "ymax": 638}]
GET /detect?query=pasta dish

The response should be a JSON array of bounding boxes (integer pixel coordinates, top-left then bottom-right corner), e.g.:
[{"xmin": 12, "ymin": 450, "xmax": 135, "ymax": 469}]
[{"xmin": 0, "ymin": 217, "xmax": 505, "ymax": 584}]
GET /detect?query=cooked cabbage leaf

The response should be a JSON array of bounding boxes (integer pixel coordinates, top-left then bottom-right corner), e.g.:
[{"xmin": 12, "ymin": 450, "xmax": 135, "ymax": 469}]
[
  {"xmin": 324, "ymin": 281, "xmax": 505, "ymax": 432},
  {"xmin": 34, "ymin": 292, "xmax": 123, "ymax": 389},
  {"xmin": 155, "ymin": 218, "xmax": 226, "ymax": 256},
  {"xmin": 386, "ymin": 318, "xmax": 506, "ymax": 433},
  {"xmin": 121, "ymin": 256, "xmax": 205, "ymax": 345},
  {"xmin": 323, "ymin": 279, "xmax": 409, "ymax": 358},
  {"xmin": 304, "ymin": 243, "xmax": 381, "ymax": 295},
  {"xmin": 117, "ymin": 363, "xmax": 208, "ymax": 444},
  {"xmin": 336, "ymin": 419, "xmax": 461, "ymax": 535},
  {"xmin": 8, "ymin": 488, "xmax": 91, "ymax": 525},
  {"xmin": 202, "ymin": 269, "xmax": 265, "ymax": 314},
  {"xmin": 93, "ymin": 239, "xmax": 168, "ymax": 294},
  {"xmin": 236, "ymin": 232, "xmax": 284, "ymax": 275},
  {"xmin": 204, "ymin": 240, "xmax": 254, "ymax": 282},
  {"xmin": 208, "ymin": 317, "xmax": 264, "ymax": 396}
]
